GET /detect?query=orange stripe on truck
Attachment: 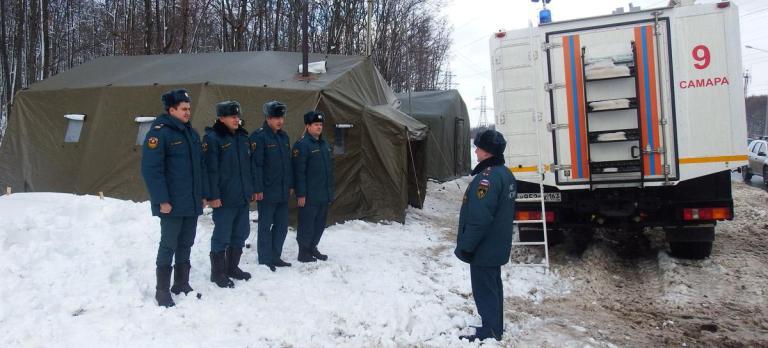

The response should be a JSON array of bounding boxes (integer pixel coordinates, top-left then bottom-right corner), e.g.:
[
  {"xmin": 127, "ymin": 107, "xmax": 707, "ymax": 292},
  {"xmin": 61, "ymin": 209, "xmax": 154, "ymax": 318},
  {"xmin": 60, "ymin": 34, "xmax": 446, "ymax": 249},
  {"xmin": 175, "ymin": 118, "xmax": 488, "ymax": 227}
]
[
  {"xmin": 679, "ymin": 155, "xmax": 748, "ymax": 164},
  {"xmin": 634, "ymin": 25, "xmax": 663, "ymax": 176},
  {"xmin": 508, "ymin": 165, "xmax": 550, "ymax": 173},
  {"xmin": 562, "ymin": 34, "xmax": 589, "ymax": 179}
]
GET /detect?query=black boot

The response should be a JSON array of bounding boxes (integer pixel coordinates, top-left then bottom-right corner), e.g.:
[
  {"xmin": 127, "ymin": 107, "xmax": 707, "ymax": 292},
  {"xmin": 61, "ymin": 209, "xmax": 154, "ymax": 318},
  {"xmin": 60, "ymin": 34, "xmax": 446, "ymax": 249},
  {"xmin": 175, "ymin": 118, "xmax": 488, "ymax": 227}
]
[
  {"xmin": 225, "ymin": 247, "xmax": 251, "ymax": 281},
  {"xmin": 170, "ymin": 261, "xmax": 194, "ymax": 295},
  {"xmin": 273, "ymin": 259, "xmax": 292, "ymax": 267},
  {"xmin": 311, "ymin": 246, "xmax": 328, "ymax": 261},
  {"xmin": 209, "ymin": 251, "xmax": 234, "ymax": 288},
  {"xmin": 155, "ymin": 266, "xmax": 175, "ymax": 308},
  {"xmin": 298, "ymin": 247, "xmax": 317, "ymax": 263}
]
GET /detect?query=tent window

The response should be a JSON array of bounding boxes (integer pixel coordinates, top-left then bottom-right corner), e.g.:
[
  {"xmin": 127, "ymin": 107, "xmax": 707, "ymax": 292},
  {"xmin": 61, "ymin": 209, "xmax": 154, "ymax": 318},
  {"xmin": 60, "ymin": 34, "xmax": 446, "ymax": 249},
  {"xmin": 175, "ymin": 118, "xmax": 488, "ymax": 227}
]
[
  {"xmin": 135, "ymin": 117, "xmax": 157, "ymax": 145},
  {"xmin": 334, "ymin": 123, "xmax": 353, "ymax": 155},
  {"xmin": 64, "ymin": 114, "xmax": 86, "ymax": 143}
]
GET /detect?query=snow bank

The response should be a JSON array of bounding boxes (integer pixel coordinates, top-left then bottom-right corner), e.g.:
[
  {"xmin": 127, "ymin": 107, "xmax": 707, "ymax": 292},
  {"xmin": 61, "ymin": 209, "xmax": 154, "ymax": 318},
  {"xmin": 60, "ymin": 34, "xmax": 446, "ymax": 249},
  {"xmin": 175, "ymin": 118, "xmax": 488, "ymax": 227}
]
[{"xmin": 0, "ymin": 182, "xmax": 568, "ymax": 346}]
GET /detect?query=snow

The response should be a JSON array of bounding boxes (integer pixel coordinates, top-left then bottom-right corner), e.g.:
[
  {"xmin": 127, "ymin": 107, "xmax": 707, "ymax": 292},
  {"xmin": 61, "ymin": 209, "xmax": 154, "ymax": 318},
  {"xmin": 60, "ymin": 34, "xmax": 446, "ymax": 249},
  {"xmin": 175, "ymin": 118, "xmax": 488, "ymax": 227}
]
[{"xmin": 0, "ymin": 180, "xmax": 569, "ymax": 346}]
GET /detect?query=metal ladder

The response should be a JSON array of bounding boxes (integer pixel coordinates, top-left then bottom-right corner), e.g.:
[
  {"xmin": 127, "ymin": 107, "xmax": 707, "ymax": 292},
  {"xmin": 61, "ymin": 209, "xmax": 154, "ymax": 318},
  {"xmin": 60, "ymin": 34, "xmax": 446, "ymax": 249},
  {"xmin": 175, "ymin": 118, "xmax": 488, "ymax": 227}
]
[
  {"xmin": 509, "ymin": 110, "xmax": 551, "ymax": 270},
  {"xmin": 498, "ymin": 21, "xmax": 550, "ymax": 270}
]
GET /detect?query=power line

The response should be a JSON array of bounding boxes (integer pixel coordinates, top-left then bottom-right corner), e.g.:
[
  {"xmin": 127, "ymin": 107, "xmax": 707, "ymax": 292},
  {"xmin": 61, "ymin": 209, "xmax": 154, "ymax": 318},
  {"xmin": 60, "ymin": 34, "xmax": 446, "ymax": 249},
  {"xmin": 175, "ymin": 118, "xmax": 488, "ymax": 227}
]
[
  {"xmin": 453, "ymin": 34, "xmax": 490, "ymax": 50},
  {"xmin": 452, "ymin": 51, "xmax": 491, "ymax": 76},
  {"xmin": 741, "ymin": 6, "xmax": 768, "ymax": 17}
]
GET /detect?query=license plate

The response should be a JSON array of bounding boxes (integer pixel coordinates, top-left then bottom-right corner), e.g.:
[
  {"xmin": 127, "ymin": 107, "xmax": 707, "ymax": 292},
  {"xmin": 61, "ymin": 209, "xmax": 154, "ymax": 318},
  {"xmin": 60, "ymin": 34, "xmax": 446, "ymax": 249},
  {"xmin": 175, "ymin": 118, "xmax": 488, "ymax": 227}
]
[{"xmin": 516, "ymin": 192, "xmax": 562, "ymax": 202}]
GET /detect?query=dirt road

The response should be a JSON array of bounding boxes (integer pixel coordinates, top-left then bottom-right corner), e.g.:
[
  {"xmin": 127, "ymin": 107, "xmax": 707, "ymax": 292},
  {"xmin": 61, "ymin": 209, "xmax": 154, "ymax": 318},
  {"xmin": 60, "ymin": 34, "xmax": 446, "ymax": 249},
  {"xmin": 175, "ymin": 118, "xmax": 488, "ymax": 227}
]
[{"xmin": 434, "ymin": 178, "xmax": 768, "ymax": 347}]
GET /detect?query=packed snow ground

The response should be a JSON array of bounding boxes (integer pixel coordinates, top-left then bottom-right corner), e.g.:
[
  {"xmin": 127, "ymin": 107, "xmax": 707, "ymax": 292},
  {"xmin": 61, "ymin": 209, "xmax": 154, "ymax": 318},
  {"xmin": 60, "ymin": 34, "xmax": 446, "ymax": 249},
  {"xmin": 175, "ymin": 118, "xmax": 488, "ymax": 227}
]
[{"xmin": 0, "ymin": 179, "xmax": 570, "ymax": 347}]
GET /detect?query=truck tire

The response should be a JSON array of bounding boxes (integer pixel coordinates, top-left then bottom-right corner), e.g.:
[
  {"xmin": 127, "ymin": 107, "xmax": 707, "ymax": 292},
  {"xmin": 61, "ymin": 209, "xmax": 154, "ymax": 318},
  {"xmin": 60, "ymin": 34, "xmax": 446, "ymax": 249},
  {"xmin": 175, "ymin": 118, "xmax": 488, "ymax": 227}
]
[
  {"xmin": 742, "ymin": 166, "xmax": 752, "ymax": 181},
  {"xmin": 669, "ymin": 241, "xmax": 713, "ymax": 259},
  {"xmin": 763, "ymin": 166, "xmax": 768, "ymax": 187}
]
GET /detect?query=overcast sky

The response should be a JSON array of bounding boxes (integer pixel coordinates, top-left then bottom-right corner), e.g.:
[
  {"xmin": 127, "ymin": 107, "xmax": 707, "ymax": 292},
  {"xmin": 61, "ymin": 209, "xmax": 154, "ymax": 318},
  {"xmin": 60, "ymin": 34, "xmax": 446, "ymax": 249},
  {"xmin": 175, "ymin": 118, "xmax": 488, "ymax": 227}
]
[{"xmin": 443, "ymin": 0, "xmax": 768, "ymax": 126}]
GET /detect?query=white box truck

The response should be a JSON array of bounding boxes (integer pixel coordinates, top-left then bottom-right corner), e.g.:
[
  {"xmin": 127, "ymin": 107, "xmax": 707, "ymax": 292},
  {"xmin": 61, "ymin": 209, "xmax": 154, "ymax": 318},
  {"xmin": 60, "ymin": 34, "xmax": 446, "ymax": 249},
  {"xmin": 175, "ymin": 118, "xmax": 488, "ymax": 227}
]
[{"xmin": 490, "ymin": 1, "xmax": 747, "ymax": 259}]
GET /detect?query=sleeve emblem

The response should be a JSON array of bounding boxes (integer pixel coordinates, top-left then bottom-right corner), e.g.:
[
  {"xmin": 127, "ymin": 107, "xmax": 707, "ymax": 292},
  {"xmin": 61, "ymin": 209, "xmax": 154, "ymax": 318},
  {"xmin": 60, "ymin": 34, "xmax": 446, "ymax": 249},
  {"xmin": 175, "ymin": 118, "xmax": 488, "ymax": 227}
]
[
  {"xmin": 147, "ymin": 137, "xmax": 159, "ymax": 150},
  {"xmin": 476, "ymin": 179, "xmax": 490, "ymax": 199}
]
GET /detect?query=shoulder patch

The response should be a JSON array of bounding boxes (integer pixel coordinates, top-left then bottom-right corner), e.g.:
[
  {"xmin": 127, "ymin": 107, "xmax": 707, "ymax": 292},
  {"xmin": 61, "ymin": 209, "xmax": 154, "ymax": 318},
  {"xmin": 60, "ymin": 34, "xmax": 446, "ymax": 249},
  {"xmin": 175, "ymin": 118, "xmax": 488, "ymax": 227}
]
[
  {"xmin": 147, "ymin": 137, "xmax": 159, "ymax": 149},
  {"xmin": 476, "ymin": 180, "xmax": 489, "ymax": 199}
]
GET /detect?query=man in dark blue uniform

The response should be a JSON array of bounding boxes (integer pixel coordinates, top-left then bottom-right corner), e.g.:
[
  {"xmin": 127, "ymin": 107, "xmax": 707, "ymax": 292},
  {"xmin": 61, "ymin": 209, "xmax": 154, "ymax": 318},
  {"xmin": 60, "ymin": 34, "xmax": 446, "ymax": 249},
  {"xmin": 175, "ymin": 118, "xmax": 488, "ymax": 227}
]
[
  {"xmin": 141, "ymin": 89, "xmax": 207, "ymax": 308},
  {"xmin": 455, "ymin": 129, "xmax": 516, "ymax": 342},
  {"xmin": 250, "ymin": 100, "xmax": 293, "ymax": 271},
  {"xmin": 292, "ymin": 111, "xmax": 335, "ymax": 263},
  {"xmin": 203, "ymin": 101, "xmax": 254, "ymax": 288}
]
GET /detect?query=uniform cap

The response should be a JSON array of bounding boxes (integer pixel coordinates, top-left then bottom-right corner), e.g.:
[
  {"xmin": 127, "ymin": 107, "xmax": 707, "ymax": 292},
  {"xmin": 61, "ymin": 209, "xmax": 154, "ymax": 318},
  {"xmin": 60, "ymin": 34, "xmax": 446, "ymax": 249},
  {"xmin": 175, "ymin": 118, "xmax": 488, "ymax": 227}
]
[
  {"xmin": 473, "ymin": 129, "xmax": 506, "ymax": 157},
  {"xmin": 303, "ymin": 111, "xmax": 325, "ymax": 124},
  {"xmin": 263, "ymin": 100, "xmax": 287, "ymax": 118},
  {"xmin": 216, "ymin": 100, "xmax": 241, "ymax": 117},
  {"xmin": 161, "ymin": 89, "xmax": 191, "ymax": 109}
]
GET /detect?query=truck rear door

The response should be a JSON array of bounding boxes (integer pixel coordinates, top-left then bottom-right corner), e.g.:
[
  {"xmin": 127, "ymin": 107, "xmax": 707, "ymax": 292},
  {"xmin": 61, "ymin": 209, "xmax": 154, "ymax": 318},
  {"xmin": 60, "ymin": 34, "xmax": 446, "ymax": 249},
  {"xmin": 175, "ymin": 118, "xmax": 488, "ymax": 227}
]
[{"xmin": 545, "ymin": 20, "xmax": 678, "ymax": 186}]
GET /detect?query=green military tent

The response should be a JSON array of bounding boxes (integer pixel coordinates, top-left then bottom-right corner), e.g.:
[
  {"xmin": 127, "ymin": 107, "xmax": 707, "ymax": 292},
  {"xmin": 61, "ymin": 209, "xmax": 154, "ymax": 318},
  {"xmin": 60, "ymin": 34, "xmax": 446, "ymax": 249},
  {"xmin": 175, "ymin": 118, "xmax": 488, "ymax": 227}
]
[
  {"xmin": 0, "ymin": 51, "xmax": 427, "ymax": 223},
  {"xmin": 397, "ymin": 89, "xmax": 471, "ymax": 181}
]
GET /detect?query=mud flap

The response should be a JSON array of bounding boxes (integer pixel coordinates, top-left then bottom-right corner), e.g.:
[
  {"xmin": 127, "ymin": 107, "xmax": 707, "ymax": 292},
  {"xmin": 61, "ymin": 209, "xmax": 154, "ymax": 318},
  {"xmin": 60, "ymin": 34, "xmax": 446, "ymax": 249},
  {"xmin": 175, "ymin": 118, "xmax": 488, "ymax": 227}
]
[{"xmin": 664, "ymin": 224, "xmax": 715, "ymax": 242}]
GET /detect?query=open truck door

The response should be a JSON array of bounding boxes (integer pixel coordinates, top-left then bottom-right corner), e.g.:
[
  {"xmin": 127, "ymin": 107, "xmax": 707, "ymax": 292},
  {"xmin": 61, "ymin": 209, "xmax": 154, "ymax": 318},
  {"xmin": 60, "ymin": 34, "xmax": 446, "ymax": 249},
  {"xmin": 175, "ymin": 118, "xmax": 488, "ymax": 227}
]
[{"xmin": 545, "ymin": 20, "xmax": 678, "ymax": 188}]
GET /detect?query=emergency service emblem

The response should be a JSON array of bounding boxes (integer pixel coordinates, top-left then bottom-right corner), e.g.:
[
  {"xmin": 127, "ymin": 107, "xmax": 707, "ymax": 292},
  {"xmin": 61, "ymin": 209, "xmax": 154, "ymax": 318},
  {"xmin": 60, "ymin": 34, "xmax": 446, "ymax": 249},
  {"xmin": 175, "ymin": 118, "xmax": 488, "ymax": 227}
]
[
  {"xmin": 147, "ymin": 137, "xmax": 159, "ymax": 149},
  {"xmin": 293, "ymin": 148, "xmax": 300, "ymax": 158},
  {"xmin": 476, "ymin": 179, "xmax": 490, "ymax": 199},
  {"xmin": 202, "ymin": 142, "xmax": 208, "ymax": 153},
  {"xmin": 250, "ymin": 142, "xmax": 257, "ymax": 151}
]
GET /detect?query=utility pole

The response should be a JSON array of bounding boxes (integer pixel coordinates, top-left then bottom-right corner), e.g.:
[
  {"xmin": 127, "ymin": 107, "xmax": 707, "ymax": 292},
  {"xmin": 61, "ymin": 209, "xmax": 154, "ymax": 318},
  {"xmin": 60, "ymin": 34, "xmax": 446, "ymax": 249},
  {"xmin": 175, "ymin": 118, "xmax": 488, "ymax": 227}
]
[
  {"xmin": 746, "ymin": 45, "xmax": 768, "ymax": 136},
  {"xmin": 474, "ymin": 86, "xmax": 493, "ymax": 129},
  {"xmin": 442, "ymin": 63, "xmax": 457, "ymax": 90},
  {"xmin": 366, "ymin": 0, "xmax": 373, "ymax": 57},
  {"xmin": 302, "ymin": 0, "xmax": 309, "ymax": 78},
  {"xmin": 744, "ymin": 69, "xmax": 751, "ymax": 96}
]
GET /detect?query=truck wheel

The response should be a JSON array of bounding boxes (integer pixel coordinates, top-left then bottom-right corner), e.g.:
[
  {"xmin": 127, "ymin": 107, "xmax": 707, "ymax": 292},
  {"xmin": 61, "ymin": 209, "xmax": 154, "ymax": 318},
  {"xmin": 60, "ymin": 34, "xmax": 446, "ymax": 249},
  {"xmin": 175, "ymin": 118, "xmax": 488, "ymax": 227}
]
[
  {"xmin": 763, "ymin": 166, "xmax": 768, "ymax": 187},
  {"xmin": 669, "ymin": 241, "xmax": 713, "ymax": 259},
  {"xmin": 569, "ymin": 227, "xmax": 594, "ymax": 256},
  {"xmin": 742, "ymin": 166, "xmax": 752, "ymax": 182}
]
